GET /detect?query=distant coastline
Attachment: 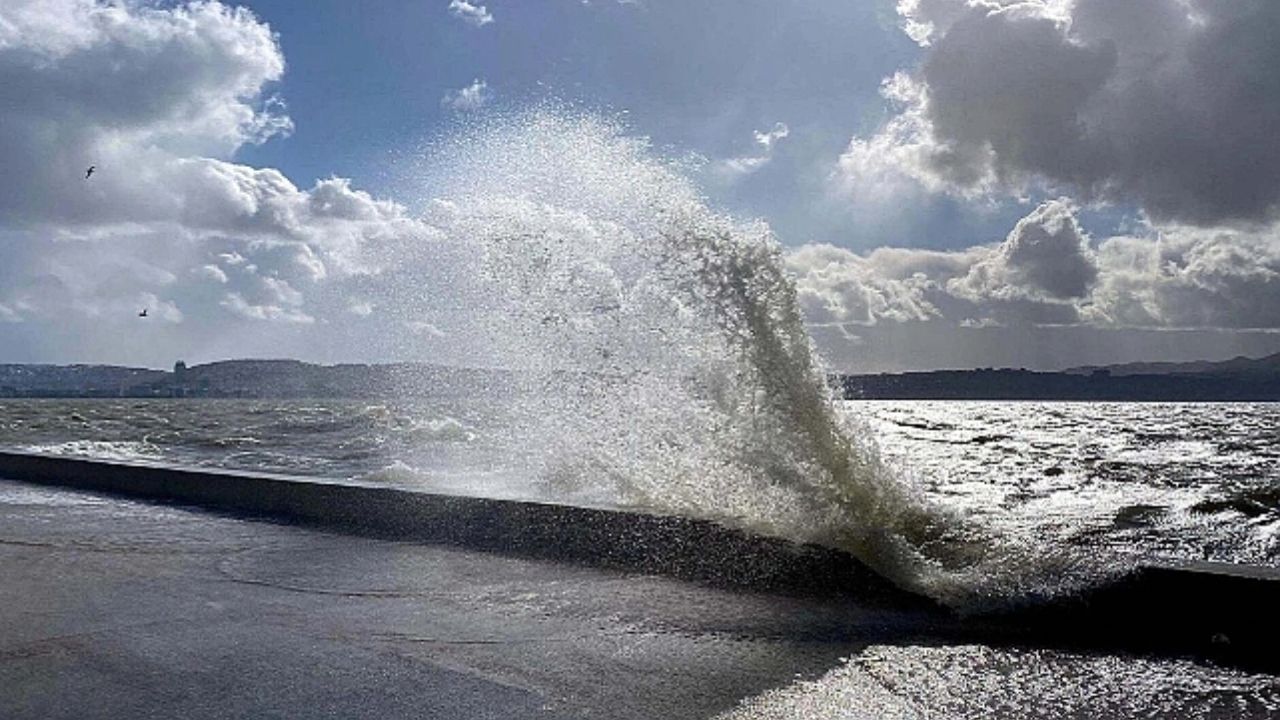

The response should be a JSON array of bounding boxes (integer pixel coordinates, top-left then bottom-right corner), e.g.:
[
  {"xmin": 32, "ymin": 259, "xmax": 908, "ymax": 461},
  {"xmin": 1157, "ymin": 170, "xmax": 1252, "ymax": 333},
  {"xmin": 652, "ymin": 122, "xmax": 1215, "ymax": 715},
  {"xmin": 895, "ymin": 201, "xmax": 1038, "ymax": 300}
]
[
  {"xmin": 843, "ymin": 352, "xmax": 1280, "ymax": 401},
  {"xmin": 2, "ymin": 353, "xmax": 1280, "ymax": 401},
  {"xmin": 0, "ymin": 360, "xmax": 501, "ymax": 400},
  {"xmin": 841, "ymin": 367, "xmax": 1280, "ymax": 402}
]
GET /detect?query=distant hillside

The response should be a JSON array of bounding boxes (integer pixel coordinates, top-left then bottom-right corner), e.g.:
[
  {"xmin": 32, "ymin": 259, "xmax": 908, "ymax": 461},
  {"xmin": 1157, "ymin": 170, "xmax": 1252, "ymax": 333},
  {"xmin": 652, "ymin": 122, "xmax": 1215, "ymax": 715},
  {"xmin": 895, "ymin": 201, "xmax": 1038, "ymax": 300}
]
[
  {"xmin": 1065, "ymin": 352, "xmax": 1280, "ymax": 377},
  {"xmin": 840, "ymin": 368, "xmax": 1280, "ymax": 401},
  {"xmin": 0, "ymin": 364, "xmax": 168, "ymax": 397},
  {"xmin": 0, "ymin": 360, "xmax": 505, "ymax": 399},
  {"xmin": 841, "ymin": 352, "xmax": 1280, "ymax": 401},
  {"xmin": 4, "ymin": 353, "xmax": 1280, "ymax": 401}
]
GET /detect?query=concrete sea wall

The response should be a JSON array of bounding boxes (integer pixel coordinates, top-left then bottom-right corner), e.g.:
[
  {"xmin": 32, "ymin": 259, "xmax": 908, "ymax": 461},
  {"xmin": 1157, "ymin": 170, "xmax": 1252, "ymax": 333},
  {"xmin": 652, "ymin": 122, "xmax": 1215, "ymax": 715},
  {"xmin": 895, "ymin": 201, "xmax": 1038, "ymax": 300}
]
[
  {"xmin": 0, "ymin": 450, "xmax": 1276, "ymax": 672},
  {"xmin": 0, "ymin": 450, "xmax": 904, "ymax": 600}
]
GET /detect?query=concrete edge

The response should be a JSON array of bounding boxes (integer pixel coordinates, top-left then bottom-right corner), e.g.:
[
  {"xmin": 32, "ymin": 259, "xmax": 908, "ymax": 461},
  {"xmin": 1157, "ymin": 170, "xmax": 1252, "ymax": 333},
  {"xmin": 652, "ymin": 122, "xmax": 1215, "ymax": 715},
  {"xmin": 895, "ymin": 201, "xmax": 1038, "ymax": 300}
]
[{"xmin": 985, "ymin": 559, "xmax": 1280, "ymax": 673}]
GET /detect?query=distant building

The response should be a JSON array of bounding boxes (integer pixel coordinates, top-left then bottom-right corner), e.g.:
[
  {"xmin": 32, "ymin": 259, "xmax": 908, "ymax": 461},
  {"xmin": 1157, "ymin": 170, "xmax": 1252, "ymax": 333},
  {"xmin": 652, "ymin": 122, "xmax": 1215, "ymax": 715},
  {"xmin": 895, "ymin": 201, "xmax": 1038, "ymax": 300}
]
[{"xmin": 173, "ymin": 361, "xmax": 188, "ymax": 397}]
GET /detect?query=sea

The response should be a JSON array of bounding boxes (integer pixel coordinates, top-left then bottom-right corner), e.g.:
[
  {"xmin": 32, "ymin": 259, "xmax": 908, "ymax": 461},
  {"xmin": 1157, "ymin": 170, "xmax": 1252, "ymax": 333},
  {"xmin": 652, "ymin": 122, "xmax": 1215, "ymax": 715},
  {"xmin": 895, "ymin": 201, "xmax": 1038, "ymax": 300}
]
[{"xmin": 3, "ymin": 397, "xmax": 1276, "ymax": 581}]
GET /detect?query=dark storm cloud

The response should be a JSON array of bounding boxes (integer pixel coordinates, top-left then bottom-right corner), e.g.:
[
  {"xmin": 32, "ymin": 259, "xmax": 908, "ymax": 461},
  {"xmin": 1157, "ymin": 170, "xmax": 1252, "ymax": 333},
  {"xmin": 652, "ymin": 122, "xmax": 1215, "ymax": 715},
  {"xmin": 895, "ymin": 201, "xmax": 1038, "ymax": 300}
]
[
  {"xmin": 950, "ymin": 199, "xmax": 1097, "ymax": 302},
  {"xmin": 856, "ymin": 0, "xmax": 1280, "ymax": 227}
]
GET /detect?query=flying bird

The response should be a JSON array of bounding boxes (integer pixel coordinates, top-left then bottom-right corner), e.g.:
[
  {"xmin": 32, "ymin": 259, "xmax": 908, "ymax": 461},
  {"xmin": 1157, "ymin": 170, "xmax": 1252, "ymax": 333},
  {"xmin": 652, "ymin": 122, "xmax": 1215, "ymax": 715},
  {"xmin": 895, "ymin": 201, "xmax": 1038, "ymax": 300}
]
[
  {"xmin": 85, "ymin": 165, "xmax": 95, "ymax": 179},
  {"xmin": 138, "ymin": 308, "xmax": 148, "ymax": 318}
]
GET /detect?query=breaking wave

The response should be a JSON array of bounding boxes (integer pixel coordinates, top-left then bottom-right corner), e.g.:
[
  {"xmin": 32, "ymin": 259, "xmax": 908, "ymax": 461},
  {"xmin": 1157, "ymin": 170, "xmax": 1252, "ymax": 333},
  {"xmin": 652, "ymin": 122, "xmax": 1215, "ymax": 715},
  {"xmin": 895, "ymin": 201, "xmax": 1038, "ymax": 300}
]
[
  {"xmin": 24, "ymin": 440, "xmax": 162, "ymax": 464},
  {"xmin": 389, "ymin": 110, "xmax": 1100, "ymax": 606}
]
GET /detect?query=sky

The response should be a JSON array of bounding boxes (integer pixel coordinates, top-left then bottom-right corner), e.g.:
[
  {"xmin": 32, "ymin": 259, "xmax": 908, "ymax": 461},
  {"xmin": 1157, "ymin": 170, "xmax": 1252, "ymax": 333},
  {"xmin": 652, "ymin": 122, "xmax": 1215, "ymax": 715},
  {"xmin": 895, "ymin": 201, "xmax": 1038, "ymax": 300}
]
[{"xmin": 2, "ymin": 0, "xmax": 1280, "ymax": 371}]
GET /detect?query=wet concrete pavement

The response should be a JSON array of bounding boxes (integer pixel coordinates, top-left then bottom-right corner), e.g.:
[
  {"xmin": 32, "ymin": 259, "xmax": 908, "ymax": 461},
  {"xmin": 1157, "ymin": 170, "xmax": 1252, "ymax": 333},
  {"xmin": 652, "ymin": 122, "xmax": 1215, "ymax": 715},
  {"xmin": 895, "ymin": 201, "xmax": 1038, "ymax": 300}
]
[{"xmin": 0, "ymin": 477, "xmax": 932, "ymax": 719}]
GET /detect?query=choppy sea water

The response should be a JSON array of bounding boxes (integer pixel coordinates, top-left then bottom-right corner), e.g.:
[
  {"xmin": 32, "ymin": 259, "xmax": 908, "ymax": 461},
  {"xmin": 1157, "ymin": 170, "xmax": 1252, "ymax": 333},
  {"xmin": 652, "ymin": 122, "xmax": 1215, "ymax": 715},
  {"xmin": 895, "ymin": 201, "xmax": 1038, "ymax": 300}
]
[
  {"xmin": 2, "ymin": 398, "xmax": 1276, "ymax": 573},
  {"xmin": 853, "ymin": 401, "xmax": 1280, "ymax": 569},
  {"xmin": 0, "ymin": 397, "xmax": 517, "ymax": 493}
]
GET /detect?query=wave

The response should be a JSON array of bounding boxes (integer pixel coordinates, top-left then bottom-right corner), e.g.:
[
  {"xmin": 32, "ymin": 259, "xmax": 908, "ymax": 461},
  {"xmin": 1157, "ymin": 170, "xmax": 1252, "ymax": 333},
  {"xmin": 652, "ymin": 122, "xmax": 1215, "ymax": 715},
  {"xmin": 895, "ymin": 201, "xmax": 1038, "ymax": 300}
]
[
  {"xmin": 386, "ymin": 110, "xmax": 1105, "ymax": 607},
  {"xmin": 359, "ymin": 460, "xmax": 432, "ymax": 486},
  {"xmin": 24, "ymin": 440, "xmax": 161, "ymax": 463},
  {"xmin": 405, "ymin": 416, "xmax": 475, "ymax": 443}
]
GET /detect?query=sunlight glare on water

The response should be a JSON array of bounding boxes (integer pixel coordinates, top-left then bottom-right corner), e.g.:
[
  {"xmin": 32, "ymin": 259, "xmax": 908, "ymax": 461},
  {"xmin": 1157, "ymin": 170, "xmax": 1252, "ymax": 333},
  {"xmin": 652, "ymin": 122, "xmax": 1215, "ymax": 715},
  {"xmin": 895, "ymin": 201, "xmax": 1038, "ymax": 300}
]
[{"xmin": 719, "ymin": 645, "xmax": 1280, "ymax": 720}]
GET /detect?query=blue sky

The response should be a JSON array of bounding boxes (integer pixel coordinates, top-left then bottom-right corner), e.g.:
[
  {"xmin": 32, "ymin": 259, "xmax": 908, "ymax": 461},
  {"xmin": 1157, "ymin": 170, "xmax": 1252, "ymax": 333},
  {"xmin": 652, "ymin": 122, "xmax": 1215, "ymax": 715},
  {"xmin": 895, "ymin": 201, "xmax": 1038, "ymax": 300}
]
[
  {"xmin": 229, "ymin": 0, "xmax": 1043, "ymax": 252},
  {"xmin": 2, "ymin": 0, "xmax": 1279, "ymax": 370}
]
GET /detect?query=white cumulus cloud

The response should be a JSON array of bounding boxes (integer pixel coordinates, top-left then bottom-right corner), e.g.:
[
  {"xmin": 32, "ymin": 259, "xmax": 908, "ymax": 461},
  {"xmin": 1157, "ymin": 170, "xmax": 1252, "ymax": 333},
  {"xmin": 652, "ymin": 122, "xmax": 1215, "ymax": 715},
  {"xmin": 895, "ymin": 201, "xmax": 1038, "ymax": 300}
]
[
  {"xmin": 789, "ymin": 199, "xmax": 1280, "ymax": 333},
  {"xmin": 220, "ymin": 292, "xmax": 314, "ymax": 324},
  {"xmin": 0, "ymin": 0, "xmax": 433, "ymax": 338},
  {"xmin": 949, "ymin": 199, "xmax": 1098, "ymax": 303},
  {"xmin": 447, "ymin": 0, "xmax": 493, "ymax": 27},
  {"xmin": 441, "ymin": 79, "xmax": 492, "ymax": 111},
  {"xmin": 718, "ymin": 122, "xmax": 791, "ymax": 178}
]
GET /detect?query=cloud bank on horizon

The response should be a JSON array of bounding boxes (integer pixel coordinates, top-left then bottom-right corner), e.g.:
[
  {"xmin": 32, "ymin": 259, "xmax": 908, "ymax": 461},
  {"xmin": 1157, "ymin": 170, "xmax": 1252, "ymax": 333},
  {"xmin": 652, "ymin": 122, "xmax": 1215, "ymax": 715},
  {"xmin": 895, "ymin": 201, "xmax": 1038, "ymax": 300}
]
[{"xmin": 0, "ymin": 0, "xmax": 1278, "ymax": 370}]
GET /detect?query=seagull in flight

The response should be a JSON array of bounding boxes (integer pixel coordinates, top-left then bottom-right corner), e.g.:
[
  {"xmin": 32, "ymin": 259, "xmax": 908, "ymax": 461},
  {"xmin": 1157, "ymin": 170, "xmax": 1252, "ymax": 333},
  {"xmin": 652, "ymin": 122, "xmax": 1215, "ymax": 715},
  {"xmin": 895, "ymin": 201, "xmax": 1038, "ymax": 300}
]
[
  {"xmin": 85, "ymin": 165, "xmax": 95, "ymax": 179},
  {"xmin": 138, "ymin": 308, "xmax": 148, "ymax": 318}
]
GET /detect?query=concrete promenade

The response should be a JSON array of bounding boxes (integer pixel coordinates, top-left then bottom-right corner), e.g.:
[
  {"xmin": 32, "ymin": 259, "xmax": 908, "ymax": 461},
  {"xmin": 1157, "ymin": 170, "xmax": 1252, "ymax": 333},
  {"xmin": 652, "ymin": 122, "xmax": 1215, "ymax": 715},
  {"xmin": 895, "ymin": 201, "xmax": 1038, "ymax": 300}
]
[{"xmin": 0, "ymin": 476, "xmax": 946, "ymax": 719}]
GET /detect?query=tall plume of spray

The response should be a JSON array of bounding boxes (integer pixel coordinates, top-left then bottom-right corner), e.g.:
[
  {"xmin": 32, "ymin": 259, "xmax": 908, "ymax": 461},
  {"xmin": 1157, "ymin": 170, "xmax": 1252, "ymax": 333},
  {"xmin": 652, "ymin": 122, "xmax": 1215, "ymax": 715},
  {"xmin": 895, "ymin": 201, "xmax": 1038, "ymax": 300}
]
[{"xmin": 384, "ymin": 110, "xmax": 1098, "ymax": 607}]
